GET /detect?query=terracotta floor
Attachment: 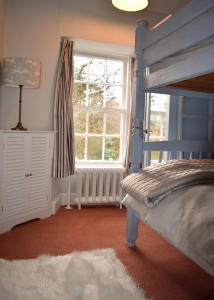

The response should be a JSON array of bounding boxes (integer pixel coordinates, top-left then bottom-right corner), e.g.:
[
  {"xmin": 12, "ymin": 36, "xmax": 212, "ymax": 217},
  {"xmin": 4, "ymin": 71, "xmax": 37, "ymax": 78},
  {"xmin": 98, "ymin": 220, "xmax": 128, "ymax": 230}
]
[{"xmin": 0, "ymin": 206, "xmax": 213, "ymax": 300}]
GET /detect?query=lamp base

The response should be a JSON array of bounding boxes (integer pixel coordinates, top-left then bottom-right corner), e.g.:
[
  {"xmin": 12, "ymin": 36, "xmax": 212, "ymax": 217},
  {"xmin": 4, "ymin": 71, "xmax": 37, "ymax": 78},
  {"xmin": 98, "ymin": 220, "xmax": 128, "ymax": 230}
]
[{"xmin": 11, "ymin": 122, "xmax": 27, "ymax": 131}]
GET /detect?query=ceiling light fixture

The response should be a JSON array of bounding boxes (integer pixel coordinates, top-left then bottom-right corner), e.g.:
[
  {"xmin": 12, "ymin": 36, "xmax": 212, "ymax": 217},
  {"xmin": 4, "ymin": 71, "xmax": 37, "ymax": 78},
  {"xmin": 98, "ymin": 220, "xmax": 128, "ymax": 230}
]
[{"xmin": 112, "ymin": 0, "xmax": 149, "ymax": 12}]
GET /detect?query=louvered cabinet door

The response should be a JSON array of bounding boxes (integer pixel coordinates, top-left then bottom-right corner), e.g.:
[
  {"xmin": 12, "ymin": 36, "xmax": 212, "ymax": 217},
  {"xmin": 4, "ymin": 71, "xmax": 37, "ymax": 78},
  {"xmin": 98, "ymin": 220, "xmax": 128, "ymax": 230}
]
[
  {"xmin": 27, "ymin": 134, "xmax": 51, "ymax": 218},
  {"xmin": 0, "ymin": 132, "xmax": 54, "ymax": 233},
  {"xmin": 1, "ymin": 134, "xmax": 27, "ymax": 231}
]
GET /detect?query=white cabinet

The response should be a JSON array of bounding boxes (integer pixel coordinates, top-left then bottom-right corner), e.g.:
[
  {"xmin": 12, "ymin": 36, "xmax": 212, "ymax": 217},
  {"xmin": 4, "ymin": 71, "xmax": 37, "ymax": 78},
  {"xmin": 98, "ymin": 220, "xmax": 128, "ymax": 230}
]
[{"xmin": 0, "ymin": 131, "xmax": 54, "ymax": 233}]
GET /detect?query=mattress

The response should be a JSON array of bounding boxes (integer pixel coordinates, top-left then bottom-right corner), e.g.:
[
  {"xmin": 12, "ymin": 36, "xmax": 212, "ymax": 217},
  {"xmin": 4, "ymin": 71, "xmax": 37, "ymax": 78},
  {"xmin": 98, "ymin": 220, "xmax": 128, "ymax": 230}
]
[{"xmin": 124, "ymin": 185, "xmax": 214, "ymax": 276}]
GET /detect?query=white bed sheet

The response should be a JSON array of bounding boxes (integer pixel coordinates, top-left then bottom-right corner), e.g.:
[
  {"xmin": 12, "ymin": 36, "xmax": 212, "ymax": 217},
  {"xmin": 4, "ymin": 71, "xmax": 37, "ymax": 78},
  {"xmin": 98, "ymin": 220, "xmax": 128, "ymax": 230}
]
[{"xmin": 124, "ymin": 185, "xmax": 214, "ymax": 276}]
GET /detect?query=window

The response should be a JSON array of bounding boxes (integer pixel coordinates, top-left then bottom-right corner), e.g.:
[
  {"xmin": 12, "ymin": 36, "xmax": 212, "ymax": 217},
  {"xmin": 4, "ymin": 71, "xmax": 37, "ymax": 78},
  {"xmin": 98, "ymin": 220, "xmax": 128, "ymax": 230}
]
[
  {"xmin": 72, "ymin": 53, "xmax": 128, "ymax": 163},
  {"xmin": 147, "ymin": 93, "xmax": 170, "ymax": 164},
  {"xmin": 149, "ymin": 93, "xmax": 170, "ymax": 142}
]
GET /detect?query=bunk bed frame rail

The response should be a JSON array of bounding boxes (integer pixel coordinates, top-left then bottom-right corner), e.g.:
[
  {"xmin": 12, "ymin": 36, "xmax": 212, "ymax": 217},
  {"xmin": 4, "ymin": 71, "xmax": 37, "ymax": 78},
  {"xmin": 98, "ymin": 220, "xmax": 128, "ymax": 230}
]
[
  {"xmin": 137, "ymin": 0, "xmax": 214, "ymax": 89},
  {"xmin": 129, "ymin": 0, "xmax": 214, "ymax": 173},
  {"xmin": 144, "ymin": 140, "xmax": 214, "ymax": 163}
]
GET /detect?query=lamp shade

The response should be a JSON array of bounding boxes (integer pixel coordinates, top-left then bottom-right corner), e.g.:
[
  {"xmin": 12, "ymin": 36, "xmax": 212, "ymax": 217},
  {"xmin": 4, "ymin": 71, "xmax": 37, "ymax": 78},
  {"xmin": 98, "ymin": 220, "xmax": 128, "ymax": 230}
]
[
  {"xmin": 112, "ymin": 0, "xmax": 148, "ymax": 12},
  {"xmin": 1, "ymin": 57, "xmax": 41, "ymax": 88}
]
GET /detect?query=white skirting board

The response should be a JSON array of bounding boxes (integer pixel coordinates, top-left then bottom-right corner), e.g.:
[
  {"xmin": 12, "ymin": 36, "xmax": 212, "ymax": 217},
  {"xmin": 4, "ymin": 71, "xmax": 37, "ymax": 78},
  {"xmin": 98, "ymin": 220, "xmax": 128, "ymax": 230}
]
[
  {"xmin": 60, "ymin": 193, "xmax": 78, "ymax": 207},
  {"xmin": 51, "ymin": 194, "xmax": 73, "ymax": 215},
  {"xmin": 51, "ymin": 195, "xmax": 62, "ymax": 215}
]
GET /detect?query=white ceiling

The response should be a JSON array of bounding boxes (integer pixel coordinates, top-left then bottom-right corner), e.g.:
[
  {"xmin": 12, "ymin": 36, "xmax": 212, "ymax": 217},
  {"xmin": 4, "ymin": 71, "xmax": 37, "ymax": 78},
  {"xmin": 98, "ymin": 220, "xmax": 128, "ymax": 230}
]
[{"xmin": 108, "ymin": 0, "xmax": 191, "ymax": 27}]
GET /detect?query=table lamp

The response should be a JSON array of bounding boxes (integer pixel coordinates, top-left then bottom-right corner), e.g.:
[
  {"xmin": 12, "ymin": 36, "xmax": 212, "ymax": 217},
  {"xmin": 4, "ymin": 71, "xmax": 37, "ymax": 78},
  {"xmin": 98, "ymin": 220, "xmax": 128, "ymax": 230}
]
[{"xmin": 1, "ymin": 57, "xmax": 41, "ymax": 130}]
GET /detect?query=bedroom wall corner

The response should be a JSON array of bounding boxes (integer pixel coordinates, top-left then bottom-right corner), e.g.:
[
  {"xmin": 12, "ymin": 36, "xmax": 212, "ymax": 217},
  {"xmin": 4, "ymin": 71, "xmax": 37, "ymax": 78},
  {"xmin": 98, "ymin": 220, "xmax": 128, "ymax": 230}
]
[
  {"xmin": 0, "ymin": 0, "xmax": 60, "ymax": 131},
  {"xmin": 0, "ymin": 0, "xmax": 5, "ymax": 125},
  {"xmin": 52, "ymin": 178, "xmax": 62, "ymax": 214},
  {"xmin": 58, "ymin": 0, "xmax": 136, "ymax": 46},
  {"xmin": 0, "ymin": 0, "xmax": 5, "ymax": 60}
]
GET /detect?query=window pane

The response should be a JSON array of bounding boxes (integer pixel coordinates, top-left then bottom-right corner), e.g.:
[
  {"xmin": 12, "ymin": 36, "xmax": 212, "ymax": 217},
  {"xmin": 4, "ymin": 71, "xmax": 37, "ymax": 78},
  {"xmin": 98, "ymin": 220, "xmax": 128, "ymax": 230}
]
[
  {"xmin": 73, "ymin": 54, "xmax": 127, "ymax": 162},
  {"xmin": 88, "ymin": 112, "xmax": 103, "ymax": 134},
  {"xmin": 106, "ymin": 60, "xmax": 123, "ymax": 84},
  {"xmin": 88, "ymin": 137, "xmax": 102, "ymax": 160},
  {"xmin": 150, "ymin": 115, "xmax": 162, "ymax": 136},
  {"xmin": 75, "ymin": 136, "xmax": 85, "ymax": 160},
  {"xmin": 74, "ymin": 56, "xmax": 89, "ymax": 81},
  {"xmin": 106, "ymin": 112, "xmax": 121, "ymax": 134},
  {"xmin": 88, "ymin": 84, "xmax": 104, "ymax": 107},
  {"xmin": 150, "ymin": 93, "xmax": 168, "ymax": 111},
  {"xmin": 72, "ymin": 83, "xmax": 87, "ymax": 105},
  {"xmin": 74, "ymin": 111, "xmax": 86, "ymax": 133},
  {"xmin": 104, "ymin": 137, "xmax": 120, "ymax": 160},
  {"xmin": 89, "ymin": 58, "xmax": 105, "ymax": 83},
  {"xmin": 150, "ymin": 113, "xmax": 168, "ymax": 140},
  {"xmin": 149, "ymin": 93, "xmax": 169, "ymax": 141},
  {"xmin": 151, "ymin": 151, "xmax": 160, "ymax": 163},
  {"xmin": 105, "ymin": 86, "xmax": 122, "ymax": 108}
]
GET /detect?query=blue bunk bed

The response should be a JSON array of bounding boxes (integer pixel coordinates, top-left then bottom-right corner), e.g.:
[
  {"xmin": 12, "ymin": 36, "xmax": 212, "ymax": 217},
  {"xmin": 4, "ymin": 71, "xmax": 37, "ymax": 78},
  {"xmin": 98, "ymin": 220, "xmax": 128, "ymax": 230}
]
[{"xmin": 121, "ymin": 0, "xmax": 214, "ymax": 276}]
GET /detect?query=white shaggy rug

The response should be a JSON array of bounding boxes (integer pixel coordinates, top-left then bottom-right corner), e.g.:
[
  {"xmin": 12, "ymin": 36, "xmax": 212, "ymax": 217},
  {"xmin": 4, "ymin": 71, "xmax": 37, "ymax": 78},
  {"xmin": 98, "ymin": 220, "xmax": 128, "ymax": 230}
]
[{"xmin": 0, "ymin": 249, "xmax": 147, "ymax": 300}]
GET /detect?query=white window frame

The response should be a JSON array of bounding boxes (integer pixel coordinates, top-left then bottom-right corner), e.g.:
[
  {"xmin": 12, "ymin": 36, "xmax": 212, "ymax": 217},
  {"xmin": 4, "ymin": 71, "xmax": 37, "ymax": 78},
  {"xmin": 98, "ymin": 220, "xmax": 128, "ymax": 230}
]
[{"xmin": 73, "ymin": 50, "xmax": 131, "ymax": 166}]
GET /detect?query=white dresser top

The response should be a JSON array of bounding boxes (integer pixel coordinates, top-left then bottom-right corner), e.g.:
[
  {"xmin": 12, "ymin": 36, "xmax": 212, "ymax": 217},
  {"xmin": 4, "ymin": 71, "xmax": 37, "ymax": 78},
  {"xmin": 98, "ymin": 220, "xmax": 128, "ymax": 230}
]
[{"xmin": 0, "ymin": 130, "xmax": 56, "ymax": 133}]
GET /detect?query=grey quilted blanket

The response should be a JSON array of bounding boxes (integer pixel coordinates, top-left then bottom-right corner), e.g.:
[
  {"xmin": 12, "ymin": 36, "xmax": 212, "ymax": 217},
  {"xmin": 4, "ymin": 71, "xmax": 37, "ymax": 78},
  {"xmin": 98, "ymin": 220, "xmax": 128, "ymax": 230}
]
[{"xmin": 120, "ymin": 159, "xmax": 214, "ymax": 207}]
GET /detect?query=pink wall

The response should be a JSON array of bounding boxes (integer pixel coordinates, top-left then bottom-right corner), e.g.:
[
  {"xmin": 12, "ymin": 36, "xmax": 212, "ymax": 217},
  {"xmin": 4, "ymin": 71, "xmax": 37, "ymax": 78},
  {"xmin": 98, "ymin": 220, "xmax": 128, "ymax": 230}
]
[
  {"xmin": 0, "ymin": 0, "xmax": 136, "ymax": 131},
  {"xmin": 59, "ymin": 0, "xmax": 137, "ymax": 46},
  {"xmin": 0, "ymin": 0, "xmax": 5, "ymax": 60}
]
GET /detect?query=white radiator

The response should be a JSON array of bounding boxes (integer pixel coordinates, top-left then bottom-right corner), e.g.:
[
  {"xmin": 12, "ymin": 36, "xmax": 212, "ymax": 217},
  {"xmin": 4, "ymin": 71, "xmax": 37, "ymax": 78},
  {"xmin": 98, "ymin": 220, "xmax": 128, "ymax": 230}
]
[{"xmin": 75, "ymin": 167, "xmax": 124, "ymax": 209}]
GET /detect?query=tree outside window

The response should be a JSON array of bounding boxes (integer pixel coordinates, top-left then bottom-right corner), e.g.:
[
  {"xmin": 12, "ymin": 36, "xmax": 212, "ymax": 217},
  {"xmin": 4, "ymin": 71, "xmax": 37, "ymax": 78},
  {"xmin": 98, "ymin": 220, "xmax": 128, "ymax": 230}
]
[{"xmin": 73, "ymin": 54, "xmax": 128, "ymax": 163}]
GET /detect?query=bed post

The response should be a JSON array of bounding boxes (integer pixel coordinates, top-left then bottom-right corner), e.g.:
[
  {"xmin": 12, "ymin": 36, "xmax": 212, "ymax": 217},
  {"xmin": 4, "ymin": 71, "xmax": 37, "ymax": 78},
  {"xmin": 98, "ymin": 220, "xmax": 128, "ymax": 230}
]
[
  {"xmin": 127, "ymin": 208, "xmax": 139, "ymax": 247},
  {"xmin": 129, "ymin": 19, "xmax": 146, "ymax": 173},
  {"xmin": 126, "ymin": 19, "xmax": 146, "ymax": 247}
]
